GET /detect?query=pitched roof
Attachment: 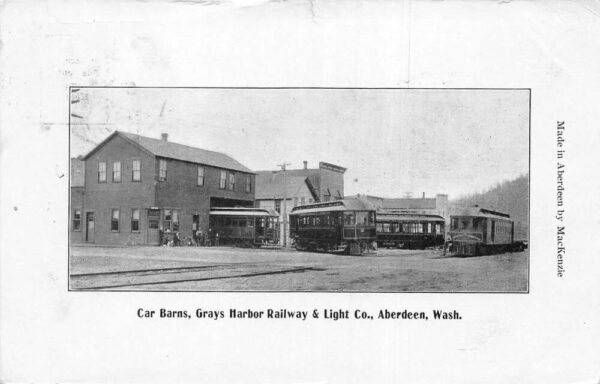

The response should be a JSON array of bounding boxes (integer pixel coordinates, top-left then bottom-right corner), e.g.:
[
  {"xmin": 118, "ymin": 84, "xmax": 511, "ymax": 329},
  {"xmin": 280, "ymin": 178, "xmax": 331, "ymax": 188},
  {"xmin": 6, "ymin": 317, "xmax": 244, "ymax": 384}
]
[
  {"xmin": 84, "ymin": 131, "xmax": 254, "ymax": 174},
  {"xmin": 255, "ymin": 172, "xmax": 316, "ymax": 200}
]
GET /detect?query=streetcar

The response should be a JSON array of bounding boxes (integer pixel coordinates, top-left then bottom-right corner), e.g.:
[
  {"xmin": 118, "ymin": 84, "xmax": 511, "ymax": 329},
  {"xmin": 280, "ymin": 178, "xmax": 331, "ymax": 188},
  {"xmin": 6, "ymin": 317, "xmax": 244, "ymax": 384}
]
[
  {"xmin": 447, "ymin": 207, "xmax": 527, "ymax": 256},
  {"xmin": 208, "ymin": 207, "xmax": 280, "ymax": 247},
  {"xmin": 376, "ymin": 212, "xmax": 445, "ymax": 249},
  {"xmin": 289, "ymin": 199, "xmax": 377, "ymax": 255}
]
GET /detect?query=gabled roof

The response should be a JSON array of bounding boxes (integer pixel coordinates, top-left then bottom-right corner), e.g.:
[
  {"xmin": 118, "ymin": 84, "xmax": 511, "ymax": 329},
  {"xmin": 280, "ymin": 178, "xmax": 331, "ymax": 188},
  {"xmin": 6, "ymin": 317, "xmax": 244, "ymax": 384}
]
[
  {"xmin": 83, "ymin": 131, "xmax": 254, "ymax": 174},
  {"xmin": 255, "ymin": 172, "xmax": 318, "ymax": 200}
]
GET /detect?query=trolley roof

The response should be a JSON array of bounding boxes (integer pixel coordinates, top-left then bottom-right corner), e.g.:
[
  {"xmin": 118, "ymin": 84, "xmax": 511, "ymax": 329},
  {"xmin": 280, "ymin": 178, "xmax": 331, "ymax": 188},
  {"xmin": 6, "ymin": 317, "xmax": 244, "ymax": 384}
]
[
  {"xmin": 451, "ymin": 206, "xmax": 511, "ymax": 220},
  {"xmin": 290, "ymin": 198, "xmax": 375, "ymax": 214},
  {"xmin": 376, "ymin": 213, "xmax": 445, "ymax": 222},
  {"xmin": 209, "ymin": 207, "xmax": 279, "ymax": 217}
]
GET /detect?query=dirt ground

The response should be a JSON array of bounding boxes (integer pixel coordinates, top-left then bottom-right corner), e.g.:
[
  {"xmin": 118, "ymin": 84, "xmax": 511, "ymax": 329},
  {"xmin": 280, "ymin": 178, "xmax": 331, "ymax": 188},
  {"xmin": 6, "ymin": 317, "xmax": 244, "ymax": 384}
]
[{"xmin": 69, "ymin": 245, "xmax": 529, "ymax": 292}]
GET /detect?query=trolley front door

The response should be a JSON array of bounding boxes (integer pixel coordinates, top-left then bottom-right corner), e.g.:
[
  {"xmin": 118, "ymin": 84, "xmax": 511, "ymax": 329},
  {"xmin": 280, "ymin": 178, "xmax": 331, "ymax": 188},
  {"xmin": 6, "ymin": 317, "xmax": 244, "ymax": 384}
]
[{"xmin": 86, "ymin": 212, "xmax": 95, "ymax": 243}]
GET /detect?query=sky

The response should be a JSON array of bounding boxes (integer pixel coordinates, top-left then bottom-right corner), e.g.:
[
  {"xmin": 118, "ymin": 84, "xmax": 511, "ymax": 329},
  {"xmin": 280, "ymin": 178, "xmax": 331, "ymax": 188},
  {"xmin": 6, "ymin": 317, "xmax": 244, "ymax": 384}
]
[{"xmin": 70, "ymin": 87, "xmax": 529, "ymax": 199}]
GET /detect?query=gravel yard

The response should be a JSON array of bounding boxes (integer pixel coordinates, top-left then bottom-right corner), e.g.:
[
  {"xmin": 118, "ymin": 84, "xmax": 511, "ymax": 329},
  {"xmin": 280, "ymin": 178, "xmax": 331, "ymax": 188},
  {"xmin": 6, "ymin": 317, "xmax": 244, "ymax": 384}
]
[{"xmin": 69, "ymin": 245, "xmax": 528, "ymax": 292}]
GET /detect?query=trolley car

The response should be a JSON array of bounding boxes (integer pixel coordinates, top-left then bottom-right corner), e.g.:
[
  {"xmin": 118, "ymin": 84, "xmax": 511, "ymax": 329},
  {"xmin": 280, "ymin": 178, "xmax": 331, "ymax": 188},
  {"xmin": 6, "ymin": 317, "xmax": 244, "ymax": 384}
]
[
  {"xmin": 208, "ymin": 207, "xmax": 280, "ymax": 247},
  {"xmin": 289, "ymin": 199, "xmax": 377, "ymax": 255},
  {"xmin": 448, "ymin": 207, "xmax": 527, "ymax": 256},
  {"xmin": 376, "ymin": 212, "xmax": 445, "ymax": 249}
]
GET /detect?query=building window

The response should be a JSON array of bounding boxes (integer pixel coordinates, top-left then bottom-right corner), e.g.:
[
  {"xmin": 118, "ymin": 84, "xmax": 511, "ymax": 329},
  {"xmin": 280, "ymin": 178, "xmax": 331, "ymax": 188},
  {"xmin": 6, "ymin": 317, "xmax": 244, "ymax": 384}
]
[
  {"xmin": 197, "ymin": 166, "xmax": 204, "ymax": 186},
  {"xmin": 300, "ymin": 197, "xmax": 305, "ymax": 206},
  {"xmin": 173, "ymin": 210, "xmax": 179, "ymax": 231},
  {"xmin": 293, "ymin": 197, "xmax": 298, "ymax": 207},
  {"xmin": 275, "ymin": 200, "xmax": 281, "ymax": 213},
  {"xmin": 163, "ymin": 209, "xmax": 180, "ymax": 232},
  {"xmin": 132, "ymin": 160, "xmax": 141, "ymax": 182},
  {"xmin": 131, "ymin": 209, "xmax": 140, "ymax": 232},
  {"xmin": 158, "ymin": 159, "xmax": 167, "ymax": 181},
  {"xmin": 245, "ymin": 175, "xmax": 252, "ymax": 193},
  {"xmin": 219, "ymin": 170, "xmax": 227, "ymax": 189},
  {"xmin": 112, "ymin": 161, "xmax": 121, "ymax": 182},
  {"xmin": 98, "ymin": 162, "xmax": 106, "ymax": 183},
  {"xmin": 72, "ymin": 209, "xmax": 81, "ymax": 231},
  {"xmin": 111, "ymin": 208, "xmax": 120, "ymax": 231},
  {"xmin": 228, "ymin": 172, "xmax": 235, "ymax": 191}
]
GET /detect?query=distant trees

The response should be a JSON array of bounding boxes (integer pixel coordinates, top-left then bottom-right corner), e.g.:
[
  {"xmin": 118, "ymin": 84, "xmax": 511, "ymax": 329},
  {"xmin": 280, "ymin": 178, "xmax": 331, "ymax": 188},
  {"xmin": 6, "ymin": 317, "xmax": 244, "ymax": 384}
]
[{"xmin": 451, "ymin": 174, "xmax": 529, "ymax": 238}]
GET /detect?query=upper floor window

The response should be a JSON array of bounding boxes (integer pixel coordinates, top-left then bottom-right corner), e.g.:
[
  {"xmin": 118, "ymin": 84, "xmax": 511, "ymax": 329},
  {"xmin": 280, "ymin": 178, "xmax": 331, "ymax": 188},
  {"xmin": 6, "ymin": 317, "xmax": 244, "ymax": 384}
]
[
  {"xmin": 112, "ymin": 161, "xmax": 121, "ymax": 182},
  {"xmin": 245, "ymin": 175, "xmax": 252, "ymax": 193},
  {"xmin": 219, "ymin": 170, "xmax": 227, "ymax": 190},
  {"xmin": 111, "ymin": 208, "xmax": 120, "ymax": 231},
  {"xmin": 132, "ymin": 160, "xmax": 141, "ymax": 182},
  {"xmin": 197, "ymin": 166, "xmax": 204, "ymax": 186},
  {"xmin": 72, "ymin": 209, "xmax": 81, "ymax": 231},
  {"xmin": 98, "ymin": 162, "xmax": 106, "ymax": 183},
  {"xmin": 228, "ymin": 172, "xmax": 235, "ymax": 191},
  {"xmin": 275, "ymin": 200, "xmax": 281, "ymax": 213},
  {"xmin": 158, "ymin": 159, "xmax": 167, "ymax": 181}
]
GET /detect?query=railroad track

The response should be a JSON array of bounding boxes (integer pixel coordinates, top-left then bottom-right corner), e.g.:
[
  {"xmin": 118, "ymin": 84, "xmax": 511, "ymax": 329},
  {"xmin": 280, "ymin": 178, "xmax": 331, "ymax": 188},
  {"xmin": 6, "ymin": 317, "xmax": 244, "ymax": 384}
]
[{"xmin": 70, "ymin": 263, "xmax": 325, "ymax": 290}]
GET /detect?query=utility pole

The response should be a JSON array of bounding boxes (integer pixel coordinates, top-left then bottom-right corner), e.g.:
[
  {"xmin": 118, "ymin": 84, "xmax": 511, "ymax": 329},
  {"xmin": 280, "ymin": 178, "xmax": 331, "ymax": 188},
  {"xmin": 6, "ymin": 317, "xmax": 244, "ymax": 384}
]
[{"xmin": 277, "ymin": 162, "xmax": 291, "ymax": 247}]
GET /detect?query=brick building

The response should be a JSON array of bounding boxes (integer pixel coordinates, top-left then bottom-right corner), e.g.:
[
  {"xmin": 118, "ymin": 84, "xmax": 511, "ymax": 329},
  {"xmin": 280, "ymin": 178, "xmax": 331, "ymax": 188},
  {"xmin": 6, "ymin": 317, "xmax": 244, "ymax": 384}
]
[
  {"xmin": 70, "ymin": 131, "xmax": 255, "ymax": 245},
  {"xmin": 255, "ymin": 161, "xmax": 346, "ymax": 245}
]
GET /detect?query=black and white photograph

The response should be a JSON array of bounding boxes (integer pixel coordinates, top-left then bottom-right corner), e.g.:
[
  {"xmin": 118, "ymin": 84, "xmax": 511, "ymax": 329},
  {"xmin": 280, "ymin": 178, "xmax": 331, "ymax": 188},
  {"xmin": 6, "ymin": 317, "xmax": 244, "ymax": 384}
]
[
  {"xmin": 69, "ymin": 87, "xmax": 529, "ymax": 292},
  {"xmin": 3, "ymin": 0, "xmax": 600, "ymax": 383}
]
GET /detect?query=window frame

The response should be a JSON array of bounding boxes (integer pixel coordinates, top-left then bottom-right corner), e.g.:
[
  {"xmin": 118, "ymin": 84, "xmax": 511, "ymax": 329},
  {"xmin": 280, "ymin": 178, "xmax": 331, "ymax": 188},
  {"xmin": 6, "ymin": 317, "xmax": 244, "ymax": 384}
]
[
  {"xmin": 98, "ymin": 162, "xmax": 107, "ymax": 183},
  {"xmin": 131, "ymin": 208, "xmax": 140, "ymax": 232},
  {"xmin": 219, "ymin": 170, "xmax": 227, "ymax": 190},
  {"xmin": 132, "ymin": 159, "xmax": 141, "ymax": 182},
  {"xmin": 197, "ymin": 166, "xmax": 205, "ymax": 186},
  {"xmin": 158, "ymin": 159, "xmax": 167, "ymax": 182},
  {"xmin": 245, "ymin": 175, "xmax": 252, "ymax": 193},
  {"xmin": 112, "ymin": 161, "xmax": 121, "ymax": 183},
  {"xmin": 228, "ymin": 172, "xmax": 235, "ymax": 191},
  {"xmin": 111, "ymin": 208, "xmax": 120, "ymax": 232},
  {"xmin": 72, "ymin": 209, "xmax": 82, "ymax": 231}
]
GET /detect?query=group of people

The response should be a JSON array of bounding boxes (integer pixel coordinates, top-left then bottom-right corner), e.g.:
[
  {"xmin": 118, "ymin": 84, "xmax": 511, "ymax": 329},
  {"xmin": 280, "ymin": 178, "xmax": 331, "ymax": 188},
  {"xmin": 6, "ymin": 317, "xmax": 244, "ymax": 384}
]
[
  {"xmin": 158, "ymin": 229, "xmax": 182, "ymax": 247},
  {"xmin": 157, "ymin": 226, "xmax": 218, "ymax": 247}
]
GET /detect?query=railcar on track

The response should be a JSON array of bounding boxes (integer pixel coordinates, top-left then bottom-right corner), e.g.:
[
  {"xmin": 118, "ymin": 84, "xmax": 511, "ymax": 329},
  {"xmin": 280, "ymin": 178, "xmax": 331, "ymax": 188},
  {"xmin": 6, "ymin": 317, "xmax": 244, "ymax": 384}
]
[
  {"xmin": 376, "ymin": 212, "xmax": 445, "ymax": 249},
  {"xmin": 447, "ymin": 207, "xmax": 527, "ymax": 256},
  {"xmin": 208, "ymin": 207, "xmax": 280, "ymax": 247},
  {"xmin": 289, "ymin": 199, "xmax": 377, "ymax": 255}
]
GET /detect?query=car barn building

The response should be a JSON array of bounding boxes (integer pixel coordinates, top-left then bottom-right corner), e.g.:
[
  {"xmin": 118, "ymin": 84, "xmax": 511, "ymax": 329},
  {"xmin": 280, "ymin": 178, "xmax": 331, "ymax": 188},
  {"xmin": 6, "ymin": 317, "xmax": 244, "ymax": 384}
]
[{"xmin": 70, "ymin": 131, "xmax": 255, "ymax": 245}]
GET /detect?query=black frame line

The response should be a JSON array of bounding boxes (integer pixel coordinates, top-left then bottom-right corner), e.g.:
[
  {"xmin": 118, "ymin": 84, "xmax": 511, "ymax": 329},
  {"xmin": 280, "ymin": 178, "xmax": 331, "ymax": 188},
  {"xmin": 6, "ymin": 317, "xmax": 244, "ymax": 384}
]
[{"xmin": 68, "ymin": 86, "xmax": 531, "ymax": 294}]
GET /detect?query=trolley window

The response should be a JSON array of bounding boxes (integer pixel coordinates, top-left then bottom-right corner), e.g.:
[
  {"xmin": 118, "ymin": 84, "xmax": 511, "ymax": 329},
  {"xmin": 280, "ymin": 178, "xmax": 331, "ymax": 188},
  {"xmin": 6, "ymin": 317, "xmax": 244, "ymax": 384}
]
[
  {"xmin": 355, "ymin": 211, "xmax": 370, "ymax": 226},
  {"xmin": 343, "ymin": 212, "xmax": 355, "ymax": 225}
]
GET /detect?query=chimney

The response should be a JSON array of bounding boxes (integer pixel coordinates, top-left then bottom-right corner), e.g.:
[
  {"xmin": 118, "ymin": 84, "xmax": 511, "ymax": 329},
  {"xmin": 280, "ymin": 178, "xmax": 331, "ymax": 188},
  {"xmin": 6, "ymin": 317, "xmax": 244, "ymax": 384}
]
[
  {"xmin": 161, "ymin": 133, "xmax": 168, "ymax": 142},
  {"xmin": 303, "ymin": 161, "xmax": 308, "ymax": 170}
]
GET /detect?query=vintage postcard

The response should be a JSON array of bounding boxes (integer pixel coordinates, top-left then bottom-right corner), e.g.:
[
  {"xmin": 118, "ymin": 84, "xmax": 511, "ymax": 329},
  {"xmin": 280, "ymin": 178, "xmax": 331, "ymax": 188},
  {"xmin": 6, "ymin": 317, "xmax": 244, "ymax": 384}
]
[{"xmin": 1, "ymin": 1, "xmax": 599, "ymax": 383}]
